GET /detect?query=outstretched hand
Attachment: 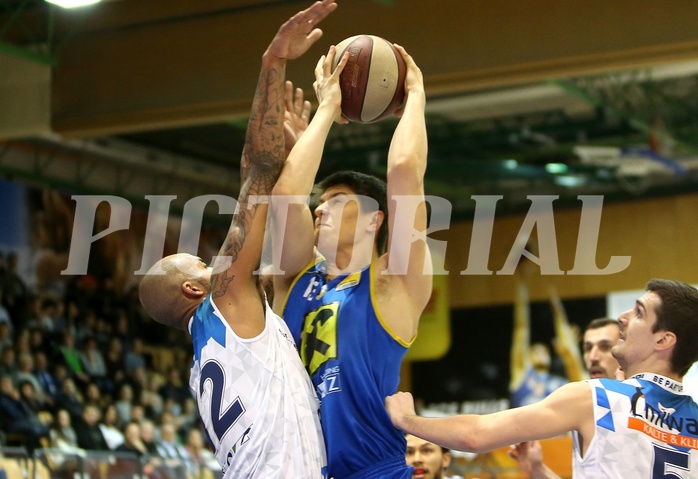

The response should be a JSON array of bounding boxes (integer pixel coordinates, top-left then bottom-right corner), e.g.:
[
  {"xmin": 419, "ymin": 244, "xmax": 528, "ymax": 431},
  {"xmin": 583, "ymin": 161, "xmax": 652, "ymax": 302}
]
[
  {"xmin": 313, "ymin": 45, "xmax": 350, "ymax": 124},
  {"xmin": 267, "ymin": 0, "xmax": 338, "ymax": 61},
  {"xmin": 392, "ymin": 44, "xmax": 424, "ymax": 117}
]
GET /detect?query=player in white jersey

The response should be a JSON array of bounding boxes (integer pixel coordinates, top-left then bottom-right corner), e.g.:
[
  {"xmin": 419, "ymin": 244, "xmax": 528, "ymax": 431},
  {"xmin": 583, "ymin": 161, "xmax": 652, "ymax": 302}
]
[
  {"xmin": 188, "ymin": 296, "xmax": 325, "ymax": 477},
  {"xmin": 386, "ymin": 279, "xmax": 698, "ymax": 479},
  {"xmin": 139, "ymin": 2, "xmax": 338, "ymax": 477}
]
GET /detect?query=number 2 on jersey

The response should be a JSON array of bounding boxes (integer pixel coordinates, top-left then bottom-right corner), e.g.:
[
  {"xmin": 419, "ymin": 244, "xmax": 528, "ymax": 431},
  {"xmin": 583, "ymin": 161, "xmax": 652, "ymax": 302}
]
[{"xmin": 200, "ymin": 360, "xmax": 245, "ymax": 441}]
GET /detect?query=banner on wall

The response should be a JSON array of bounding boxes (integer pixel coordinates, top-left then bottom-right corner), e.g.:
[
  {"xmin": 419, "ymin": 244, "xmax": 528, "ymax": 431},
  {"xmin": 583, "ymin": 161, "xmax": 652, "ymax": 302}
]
[{"xmin": 0, "ymin": 179, "xmax": 227, "ymax": 295}]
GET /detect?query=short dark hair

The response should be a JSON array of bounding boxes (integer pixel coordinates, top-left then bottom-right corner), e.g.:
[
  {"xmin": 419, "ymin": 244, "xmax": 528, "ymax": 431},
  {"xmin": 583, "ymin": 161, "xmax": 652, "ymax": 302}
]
[
  {"xmin": 646, "ymin": 278, "xmax": 698, "ymax": 377},
  {"xmin": 585, "ymin": 317, "xmax": 620, "ymax": 333},
  {"xmin": 315, "ymin": 171, "xmax": 389, "ymax": 255}
]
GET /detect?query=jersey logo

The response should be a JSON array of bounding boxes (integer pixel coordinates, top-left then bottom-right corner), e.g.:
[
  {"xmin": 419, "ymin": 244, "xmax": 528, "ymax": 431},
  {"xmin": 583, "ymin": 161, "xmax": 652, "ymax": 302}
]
[{"xmin": 301, "ymin": 302, "xmax": 339, "ymax": 376}]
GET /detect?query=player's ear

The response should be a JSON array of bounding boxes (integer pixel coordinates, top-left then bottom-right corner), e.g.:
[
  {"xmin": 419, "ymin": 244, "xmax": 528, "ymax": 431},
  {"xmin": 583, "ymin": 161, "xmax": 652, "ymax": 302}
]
[
  {"xmin": 182, "ymin": 281, "xmax": 206, "ymax": 299},
  {"xmin": 368, "ymin": 210, "xmax": 384, "ymax": 231},
  {"xmin": 442, "ymin": 450, "xmax": 452, "ymax": 469},
  {"xmin": 655, "ymin": 330, "xmax": 677, "ymax": 352}
]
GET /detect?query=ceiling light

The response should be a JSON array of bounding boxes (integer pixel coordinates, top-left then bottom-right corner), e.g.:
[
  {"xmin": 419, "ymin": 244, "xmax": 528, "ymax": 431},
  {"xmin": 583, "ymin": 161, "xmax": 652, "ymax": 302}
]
[
  {"xmin": 45, "ymin": 0, "xmax": 102, "ymax": 8},
  {"xmin": 545, "ymin": 163, "xmax": 568, "ymax": 174},
  {"xmin": 554, "ymin": 175, "xmax": 586, "ymax": 188}
]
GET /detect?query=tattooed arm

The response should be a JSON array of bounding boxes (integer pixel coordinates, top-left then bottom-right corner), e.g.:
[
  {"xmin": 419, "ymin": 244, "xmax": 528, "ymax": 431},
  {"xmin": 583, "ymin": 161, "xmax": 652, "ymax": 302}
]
[{"xmin": 210, "ymin": 0, "xmax": 337, "ymax": 339}]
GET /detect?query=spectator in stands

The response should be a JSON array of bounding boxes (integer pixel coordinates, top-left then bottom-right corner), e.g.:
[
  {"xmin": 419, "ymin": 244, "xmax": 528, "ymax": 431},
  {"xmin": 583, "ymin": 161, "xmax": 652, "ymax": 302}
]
[
  {"xmin": 104, "ymin": 336, "xmax": 126, "ymax": 387},
  {"xmin": 73, "ymin": 402, "xmax": 109, "ymax": 451},
  {"xmin": 157, "ymin": 367, "xmax": 190, "ymax": 407},
  {"xmin": 84, "ymin": 382, "xmax": 108, "ymax": 410},
  {"xmin": 116, "ymin": 421, "xmax": 163, "ymax": 478},
  {"xmin": 80, "ymin": 336, "xmax": 106, "ymax": 375},
  {"xmin": 0, "ymin": 286, "xmax": 12, "ymax": 332},
  {"xmin": 126, "ymin": 365, "xmax": 148, "ymax": 404},
  {"xmin": 33, "ymin": 350, "xmax": 59, "ymax": 401},
  {"xmin": 57, "ymin": 331, "xmax": 89, "ymax": 385},
  {"xmin": 140, "ymin": 373, "xmax": 164, "ymax": 419},
  {"xmin": 129, "ymin": 403, "xmax": 146, "ymax": 425},
  {"xmin": 183, "ymin": 428, "xmax": 220, "ymax": 479},
  {"xmin": 139, "ymin": 419, "xmax": 160, "ymax": 455},
  {"xmin": 0, "ymin": 322, "xmax": 11, "ymax": 351},
  {"xmin": 28, "ymin": 328, "xmax": 47, "ymax": 355},
  {"xmin": 114, "ymin": 383, "xmax": 134, "ymax": 427},
  {"xmin": 99, "ymin": 403, "xmax": 124, "ymax": 450},
  {"xmin": 155, "ymin": 422, "xmax": 191, "ymax": 466},
  {"xmin": 15, "ymin": 352, "xmax": 52, "ymax": 408},
  {"xmin": 54, "ymin": 377, "xmax": 84, "ymax": 421},
  {"xmin": 0, "ymin": 373, "xmax": 49, "ymax": 451},
  {"xmin": 175, "ymin": 397, "xmax": 198, "ymax": 438},
  {"xmin": 0, "ymin": 346, "xmax": 18, "ymax": 383},
  {"xmin": 2, "ymin": 252, "xmax": 29, "ymax": 326},
  {"xmin": 32, "ymin": 296, "xmax": 61, "ymax": 333},
  {"xmin": 124, "ymin": 338, "xmax": 147, "ymax": 375},
  {"xmin": 116, "ymin": 421, "xmax": 148, "ymax": 456},
  {"xmin": 50, "ymin": 408, "xmax": 80, "ymax": 453},
  {"xmin": 18, "ymin": 379, "xmax": 51, "ymax": 416}
]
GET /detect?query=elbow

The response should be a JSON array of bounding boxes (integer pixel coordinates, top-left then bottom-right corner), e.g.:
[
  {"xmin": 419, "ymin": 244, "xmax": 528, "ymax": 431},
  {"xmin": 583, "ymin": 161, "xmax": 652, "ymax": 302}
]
[
  {"xmin": 272, "ymin": 175, "xmax": 300, "ymax": 197},
  {"xmin": 453, "ymin": 435, "xmax": 487, "ymax": 454},
  {"xmin": 388, "ymin": 155, "xmax": 427, "ymax": 180}
]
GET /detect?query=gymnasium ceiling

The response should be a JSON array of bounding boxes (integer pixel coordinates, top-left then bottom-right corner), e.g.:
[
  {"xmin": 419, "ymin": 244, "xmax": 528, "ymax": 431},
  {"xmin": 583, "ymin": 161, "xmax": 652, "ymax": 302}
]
[{"xmin": 4, "ymin": 0, "xmax": 698, "ymax": 219}]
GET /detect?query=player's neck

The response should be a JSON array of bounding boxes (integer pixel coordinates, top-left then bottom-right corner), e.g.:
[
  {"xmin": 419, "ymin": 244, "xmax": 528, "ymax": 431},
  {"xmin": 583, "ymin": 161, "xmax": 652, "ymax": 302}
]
[
  {"xmin": 326, "ymin": 241, "xmax": 375, "ymax": 278},
  {"xmin": 625, "ymin": 359, "xmax": 679, "ymax": 383}
]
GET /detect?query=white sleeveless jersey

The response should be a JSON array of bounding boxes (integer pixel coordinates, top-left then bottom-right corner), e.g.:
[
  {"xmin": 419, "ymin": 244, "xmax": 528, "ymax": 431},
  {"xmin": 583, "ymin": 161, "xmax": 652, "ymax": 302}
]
[
  {"xmin": 188, "ymin": 296, "xmax": 327, "ymax": 479},
  {"xmin": 573, "ymin": 374, "xmax": 698, "ymax": 479}
]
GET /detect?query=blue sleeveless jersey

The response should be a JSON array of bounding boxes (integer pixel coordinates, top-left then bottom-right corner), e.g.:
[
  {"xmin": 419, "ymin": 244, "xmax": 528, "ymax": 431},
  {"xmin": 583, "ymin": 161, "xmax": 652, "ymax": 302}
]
[{"xmin": 282, "ymin": 261, "xmax": 413, "ymax": 479}]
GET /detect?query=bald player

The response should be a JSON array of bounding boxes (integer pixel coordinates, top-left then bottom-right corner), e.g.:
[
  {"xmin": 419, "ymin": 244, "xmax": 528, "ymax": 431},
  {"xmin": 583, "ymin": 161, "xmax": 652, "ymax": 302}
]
[{"xmin": 138, "ymin": 2, "xmax": 337, "ymax": 477}]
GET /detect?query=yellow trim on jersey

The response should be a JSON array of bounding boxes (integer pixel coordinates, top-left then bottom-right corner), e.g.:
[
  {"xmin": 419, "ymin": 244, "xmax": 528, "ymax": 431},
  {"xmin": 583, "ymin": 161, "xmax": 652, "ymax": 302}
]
[
  {"xmin": 279, "ymin": 255, "xmax": 325, "ymax": 316},
  {"xmin": 369, "ymin": 261, "xmax": 415, "ymax": 348}
]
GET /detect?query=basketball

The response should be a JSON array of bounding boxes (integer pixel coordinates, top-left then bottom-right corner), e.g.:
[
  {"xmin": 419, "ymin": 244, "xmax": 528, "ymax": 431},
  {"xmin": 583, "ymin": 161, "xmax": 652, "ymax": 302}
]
[{"xmin": 332, "ymin": 35, "xmax": 407, "ymax": 123}]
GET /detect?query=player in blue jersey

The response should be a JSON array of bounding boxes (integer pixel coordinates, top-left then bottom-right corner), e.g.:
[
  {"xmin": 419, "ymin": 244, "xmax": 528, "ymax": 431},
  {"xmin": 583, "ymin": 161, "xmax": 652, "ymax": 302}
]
[
  {"xmin": 387, "ymin": 278, "xmax": 698, "ymax": 479},
  {"xmin": 138, "ymin": 2, "xmax": 338, "ymax": 477},
  {"xmin": 267, "ymin": 43, "xmax": 431, "ymax": 478}
]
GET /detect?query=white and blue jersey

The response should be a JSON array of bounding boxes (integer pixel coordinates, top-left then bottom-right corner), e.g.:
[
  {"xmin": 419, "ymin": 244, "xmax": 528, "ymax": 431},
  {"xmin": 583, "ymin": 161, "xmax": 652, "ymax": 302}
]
[
  {"xmin": 188, "ymin": 295, "xmax": 327, "ymax": 479},
  {"xmin": 574, "ymin": 373, "xmax": 698, "ymax": 478}
]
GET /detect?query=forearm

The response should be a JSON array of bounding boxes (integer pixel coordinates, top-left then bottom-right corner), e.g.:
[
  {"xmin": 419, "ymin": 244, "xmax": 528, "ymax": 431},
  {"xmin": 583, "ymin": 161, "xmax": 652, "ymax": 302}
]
[
  {"xmin": 398, "ymin": 413, "xmax": 484, "ymax": 453},
  {"xmin": 242, "ymin": 52, "xmax": 287, "ymax": 186},
  {"xmin": 388, "ymin": 89, "xmax": 427, "ymax": 176},
  {"xmin": 275, "ymin": 101, "xmax": 336, "ymax": 196}
]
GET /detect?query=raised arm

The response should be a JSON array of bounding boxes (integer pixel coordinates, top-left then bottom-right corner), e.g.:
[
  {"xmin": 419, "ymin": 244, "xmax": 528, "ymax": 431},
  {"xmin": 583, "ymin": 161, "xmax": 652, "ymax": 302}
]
[
  {"xmin": 378, "ymin": 45, "xmax": 431, "ymax": 341},
  {"xmin": 510, "ymin": 279, "xmax": 532, "ymax": 392},
  {"xmin": 549, "ymin": 287, "xmax": 586, "ymax": 382},
  {"xmin": 385, "ymin": 381, "xmax": 593, "ymax": 455},
  {"xmin": 211, "ymin": 0, "xmax": 337, "ymax": 338},
  {"xmin": 269, "ymin": 46, "xmax": 349, "ymax": 312}
]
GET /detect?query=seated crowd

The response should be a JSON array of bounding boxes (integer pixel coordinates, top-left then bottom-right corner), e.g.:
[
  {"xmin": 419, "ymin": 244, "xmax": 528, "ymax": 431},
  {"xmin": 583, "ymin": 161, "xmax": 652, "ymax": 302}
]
[{"xmin": 0, "ymin": 252, "xmax": 218, "ymax": 477}]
